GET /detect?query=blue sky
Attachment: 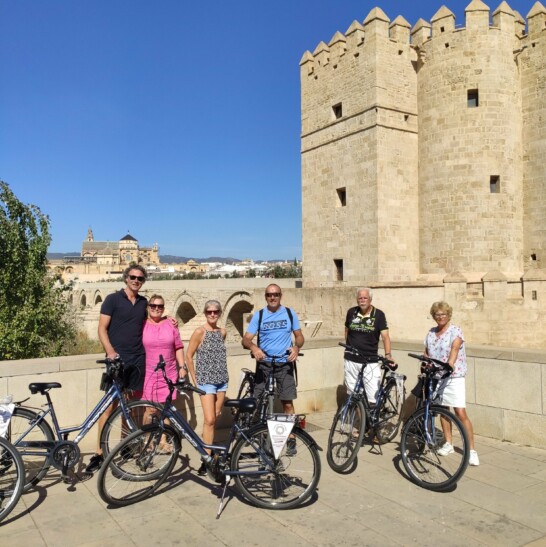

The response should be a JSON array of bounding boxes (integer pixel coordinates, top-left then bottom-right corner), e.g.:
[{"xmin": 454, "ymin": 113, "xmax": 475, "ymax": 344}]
[{"xmin": 0, "ymin": 0, "xmax": 533, "ymax": 260}]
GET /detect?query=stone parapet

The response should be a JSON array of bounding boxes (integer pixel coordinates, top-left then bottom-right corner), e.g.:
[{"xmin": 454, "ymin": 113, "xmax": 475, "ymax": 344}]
[{"xmin": 1, "ymin": 338, "xmax": 545, "ymax": 450}]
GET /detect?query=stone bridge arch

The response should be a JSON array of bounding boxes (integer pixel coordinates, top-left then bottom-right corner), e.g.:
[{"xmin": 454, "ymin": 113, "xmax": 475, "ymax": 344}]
[
  {"xmin": 94, "ymin": 291, "xmax": 103, "ymax": 307},
  {"xmin": 172, "ymin": 292, "xmax": 200, "ymax": 326},
  {"xmin": 223, "ymin": 291, "xmax": 256, "ymax": 343}
]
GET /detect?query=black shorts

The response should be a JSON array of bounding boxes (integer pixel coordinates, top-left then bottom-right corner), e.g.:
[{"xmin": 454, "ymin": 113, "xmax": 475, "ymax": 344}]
[{"xmin": 254, "ymin": 361, "xmax": 297, "ymax": 401}]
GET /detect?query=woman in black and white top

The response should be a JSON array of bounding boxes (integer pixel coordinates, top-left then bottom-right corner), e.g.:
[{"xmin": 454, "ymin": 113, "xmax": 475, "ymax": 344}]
[{"xmin": 186, "ymin": 299, "xmax": 228, "ymax": 475}]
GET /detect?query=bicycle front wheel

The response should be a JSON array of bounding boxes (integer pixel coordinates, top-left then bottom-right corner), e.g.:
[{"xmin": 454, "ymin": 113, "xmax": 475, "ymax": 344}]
[
  {"xmin": 232, "ymin": 425, "xmax": 321, "ymax": 510},
  {"xmin": 376, "ymin": 381, "xmax": 405, "ymax": 444},
  {"xmin": 100, "ymin": 399, "xmax": 164, "ymax": 457},
  {"xmin": 97, "ymin": 424, "xmax": 180, "ymax": 507},
  {"xmin": 326, "ymin": 399, "xmax": 365, "ymax": 473},
  {"xmin": 0, "ymin": 436, "xmax": 25, "ymax": 524},
  {"xmin": 8, "ymin": 407, "xmax": 55, "ymax": 492},
  {"xmin": 400, "ymin": 405, "xmax": 469, "ymax": 491}
]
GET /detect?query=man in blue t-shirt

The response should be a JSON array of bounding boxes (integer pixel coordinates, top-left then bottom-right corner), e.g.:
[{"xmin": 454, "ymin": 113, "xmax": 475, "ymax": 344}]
[{"xmin": 243, "ymin": 284, "xmax": 304, "ymax": 418}]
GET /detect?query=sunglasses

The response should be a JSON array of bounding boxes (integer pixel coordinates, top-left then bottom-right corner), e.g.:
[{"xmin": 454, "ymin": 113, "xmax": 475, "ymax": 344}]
[
  {"xmin": 149, "ymin": 304, "xmax": 165, "ymax": 310},
  {"xmin": 205, "ymin": 310, "xmax": 220, "ymax": 315},
  {"xmin": 128, "ymin": 275, "xmax": 145, "ymax": 282},
  {"xmin": 265, "ymin": 292, "xmax": 281, "ymax": 298}
]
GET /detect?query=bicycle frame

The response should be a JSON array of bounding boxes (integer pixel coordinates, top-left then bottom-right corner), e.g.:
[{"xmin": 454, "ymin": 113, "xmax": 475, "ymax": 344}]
[{"xmin": 13, "ymin": 381, "xmax": 134, "ymax": 450}]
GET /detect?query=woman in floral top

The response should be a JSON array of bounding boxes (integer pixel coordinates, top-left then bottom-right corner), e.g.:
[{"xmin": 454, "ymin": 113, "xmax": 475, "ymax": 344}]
[{"xmin": 425, "ymin": 301, "xmax": 479, "ymax": 466}]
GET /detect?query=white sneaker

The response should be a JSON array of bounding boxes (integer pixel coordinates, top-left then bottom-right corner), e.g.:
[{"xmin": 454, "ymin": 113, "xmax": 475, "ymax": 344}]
[
  {"xmin": 437, "ymin": 442, "xmax": 454, "ymax": 456},
  {"xmin": 469, "ymin": 450, "xmax": 480, "ymax": 466}
]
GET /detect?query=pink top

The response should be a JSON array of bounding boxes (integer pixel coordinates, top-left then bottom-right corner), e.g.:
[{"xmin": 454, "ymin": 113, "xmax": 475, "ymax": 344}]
[{"xmin": 142, "ymin": 319, "xmax": 183, "ymax": 402}]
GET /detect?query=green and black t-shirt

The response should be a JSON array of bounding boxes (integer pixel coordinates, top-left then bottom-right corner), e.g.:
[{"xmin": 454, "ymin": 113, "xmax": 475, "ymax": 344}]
[{"xmin": 344, "ymin": 306, "xmax": 388, "ymax": 363}]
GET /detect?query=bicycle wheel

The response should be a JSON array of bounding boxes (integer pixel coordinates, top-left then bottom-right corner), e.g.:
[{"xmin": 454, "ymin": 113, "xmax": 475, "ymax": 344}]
[
  {"xmin": 97, "ymin": 424, "xmax": 180, "ymax": 507},
  {"xmin": 0, "ymin": 437, "xmax": 25, "ymax": 524},
  {"xmin": 100, "ymin": 399, "xmax": 164, "ymax": 457},
  {"xmin": 326, "ymin": 399, "xmax": 365, "ymax": 473},
  {"xmin": 400, "ymin": 405, "xmax": 469, "ymax": 491},
  {"xmin": 7, "ymin": 407, "xmax": 55, "ymax": 492},
  {"xmin": 236, "ymin": 376, "xmax": 254, "ymax": 399},
  {"xmin": 232, "ymin": 424, "xmax": 321, "ymax": 510},
  {"xmin": 376, "ymin": 381, "xmax": 405, "ymax": 444}
]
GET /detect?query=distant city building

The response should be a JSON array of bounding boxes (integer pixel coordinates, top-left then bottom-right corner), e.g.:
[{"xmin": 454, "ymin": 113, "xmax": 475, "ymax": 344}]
[{"xmin": 66, "ymin": 228, "xmax": 160, "ymax": 267}]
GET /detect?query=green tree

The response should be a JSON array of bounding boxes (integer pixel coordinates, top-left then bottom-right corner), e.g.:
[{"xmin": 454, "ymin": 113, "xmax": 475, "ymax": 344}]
[{"xmin": 0, "ymin": 181, "xmax": 77, "ymax": 359}]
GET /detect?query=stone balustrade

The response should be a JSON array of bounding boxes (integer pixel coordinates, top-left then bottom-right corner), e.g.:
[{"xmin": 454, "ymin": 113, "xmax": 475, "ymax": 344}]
[{"xmin": 1, "ymin": 337, "xmax": 544, "ymax": 451}]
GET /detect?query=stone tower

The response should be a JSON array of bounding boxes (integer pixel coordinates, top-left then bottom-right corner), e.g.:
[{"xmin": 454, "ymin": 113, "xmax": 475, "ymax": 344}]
[{"xmin": 301, "ymin": 1, "xmax": 546, "ymax": 286}]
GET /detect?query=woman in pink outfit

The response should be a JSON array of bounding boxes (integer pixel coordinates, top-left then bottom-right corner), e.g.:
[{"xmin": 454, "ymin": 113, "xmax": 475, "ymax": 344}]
[{"xmin": 142, "ymin": 294, "xmax": 186, "ymax": 427}]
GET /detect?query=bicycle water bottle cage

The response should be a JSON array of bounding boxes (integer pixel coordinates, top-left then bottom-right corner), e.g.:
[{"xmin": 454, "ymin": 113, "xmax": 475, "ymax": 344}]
[{"xmin": 29, "ymin": 382, "xmax": 62, "ymax": 395}]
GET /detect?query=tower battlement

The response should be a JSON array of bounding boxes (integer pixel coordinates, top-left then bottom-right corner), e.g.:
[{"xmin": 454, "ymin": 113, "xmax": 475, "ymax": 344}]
[{"xmin": 301, "ymin": 1, "xmax": 546, "ymax": 78}]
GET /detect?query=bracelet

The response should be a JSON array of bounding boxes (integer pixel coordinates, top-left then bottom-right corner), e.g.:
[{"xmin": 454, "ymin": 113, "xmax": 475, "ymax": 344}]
[{"xmin": 385, "ymin": 352, "xmax": 392, "ymax": 356}]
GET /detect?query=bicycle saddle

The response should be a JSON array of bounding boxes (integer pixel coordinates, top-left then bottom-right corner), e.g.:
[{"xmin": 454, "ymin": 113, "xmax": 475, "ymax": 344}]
[
  {"xmin": 28, "ymin": 382, "xmax": 62, "ymax": 394},
  {"xmin": 224, "ymin": 398, "xmax": 257, "ymax": 412}
]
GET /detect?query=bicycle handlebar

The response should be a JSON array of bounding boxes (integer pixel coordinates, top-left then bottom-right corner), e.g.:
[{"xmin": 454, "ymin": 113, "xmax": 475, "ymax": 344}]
[
  {"xmin": 154, "ymin": 355, "xmax": 205, "ymax": 395},
  {"xmin": 249, "ymin": 349, "xmax": 304, "ymax": 360},
  {"xmin": 407, "ymin": 353, "xmax": 453, "ymax": 373},
  {"xmin": 339, "ymin": 342, "xmax": 397, "ymax": 371}
]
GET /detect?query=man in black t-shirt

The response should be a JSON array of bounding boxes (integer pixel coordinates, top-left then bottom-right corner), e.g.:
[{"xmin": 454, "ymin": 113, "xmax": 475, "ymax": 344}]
[
  {"xmin": 85, "ymin": 264, "xmax": 148, "ymax": 473},
  {"xmin": 344, "ymin": 287, "xmax": 392, "ymax": 403}
]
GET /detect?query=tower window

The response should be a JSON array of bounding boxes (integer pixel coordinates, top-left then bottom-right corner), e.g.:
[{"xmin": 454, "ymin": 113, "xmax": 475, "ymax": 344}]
[
  {"xmin": 532, "ymin": 290, "xmax": 538, "ymax": 300},
  {"xmin": 490, "ymin": 176, "xmax": 500, "ymax": 193},
  {"xmin": 467, "ymin": 89, "xmax": 479, "ymax": 107},
  {"xmin": 332, "ymin": 103, "xmax": 343, "ymax": 119},
  {"xmin": 531, "ymin": 254, "xmax": 537, "ymax": 261},
  {"xmin": 336, "ymin": 187, "xmax": 347, "ymax": 207},
  {"xmin": 334, "ymin": 259, "xmax": 344, "ymax": 281}
]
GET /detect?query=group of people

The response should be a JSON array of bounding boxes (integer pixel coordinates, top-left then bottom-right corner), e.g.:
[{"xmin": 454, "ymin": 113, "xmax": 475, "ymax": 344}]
[
  {"xmin": 85, "ymin": 266, "xmax": 302, "ymax": 474},
  {"xmin": 85, "ymin": 265, "xmax": 479, "ymax": 473},
  {"xmin": 344, "ymin": 287, "xmax": 479, "ymax": 466}
]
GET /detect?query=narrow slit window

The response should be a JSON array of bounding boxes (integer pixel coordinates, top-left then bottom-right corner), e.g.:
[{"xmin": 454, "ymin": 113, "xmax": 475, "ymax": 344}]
[
  {"xmin": 467, "ymin": 89, "xmax": 479, "ymax": 107},
  {"xmin": 336, "ymin": 187, "xmax": 347, "ymax": 207},
  {"xmin": 332, "ymin": 103, "xmax": 343, "ymax": 119},
  {"xmin": 490, "ymin": 175, "xmax": 500, "ymax": 193},
  {"xmin": 532, "ymin": 290, "xmax": 538, "ymax": 300},
  {"xmin": 334, "ymin": 259, "xmax": 344, "ymax": 281}
]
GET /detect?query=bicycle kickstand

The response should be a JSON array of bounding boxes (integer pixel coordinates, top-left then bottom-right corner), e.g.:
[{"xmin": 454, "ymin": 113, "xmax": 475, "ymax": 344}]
[{"xmin": 216, "ymin": 474, "xmax": 232, "ymax": 519}]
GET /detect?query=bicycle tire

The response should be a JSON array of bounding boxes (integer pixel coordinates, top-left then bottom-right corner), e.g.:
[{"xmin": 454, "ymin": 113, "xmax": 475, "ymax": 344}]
[
  {"xmin": 234, "ymin": 377, "xmax": 255, "ymax": 429},
  {"xmin": 400, "ymin": 405, "xmax": 469, "ymax": 491},
  {"xmin": 97, "ymin": 424, "xmax": 180, "ymax": 507},
  {"xmin": 232, "ymin": 424, "xmax": 321, "ymax": 509},
  {"xmin": 236, "ymin": 376, "xmax": 254, "ymax": 400},
  {"xmin": 326, "ymin": 398, "xmax": 365, "ymax": 473},
  {"xmin": 7, "ymin": 407, "xmax": 55, "ymax": 492},
  {"xmin": 100, "ymin": 399, "xmax": 164, "ymax": 457},
  {"xmin": 0, "ymin": 436, "xmax": 25, "ymax": 524},
  {"xmin": 375, "ymin": 380, "xmax": 405, "ymax": 444}
]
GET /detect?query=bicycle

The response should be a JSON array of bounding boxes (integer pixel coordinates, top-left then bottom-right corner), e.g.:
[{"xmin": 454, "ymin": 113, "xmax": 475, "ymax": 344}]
[
  {"xmin": 234, "ymin": 351, "xmax": 304, "ymax": 429},
  {"xmin": 327, "ymin": 343, "xmax": 405, "ymax": 473},
  {"xmin": 0, "ymin": 436, "xmax": 24, "ymax": 524},
  {"xmin": 400, "ymin": 353, "xmax": 470, "ymax": 491},
  {"xmin": 97, "ymin": 355, "xmax": 321, "ymax": 514},
  {"xmin": 5, "ymin": 357, "xmax": 162, "ymax": 491}
]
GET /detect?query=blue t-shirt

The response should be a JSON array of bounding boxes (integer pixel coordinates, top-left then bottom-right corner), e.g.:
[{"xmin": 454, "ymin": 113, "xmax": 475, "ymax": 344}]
[{"xmin": 247, "ymin": 306, "xmax": 301, "ymax": 363}]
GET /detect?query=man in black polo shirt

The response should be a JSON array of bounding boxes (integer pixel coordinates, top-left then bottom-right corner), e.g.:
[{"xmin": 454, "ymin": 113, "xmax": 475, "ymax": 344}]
[
  {"xmin": 85, "ymin": 264, "xmax": 148, "ymax": 473},
  {"xmin": 344, "ymin": 287, "xmax": 392, "ymax": 404}
]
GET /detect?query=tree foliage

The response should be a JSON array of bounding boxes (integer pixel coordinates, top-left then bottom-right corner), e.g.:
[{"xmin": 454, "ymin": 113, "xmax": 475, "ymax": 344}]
[{"xmin": 0, "ymin": 181, "xmax": 76, "ymax": 359}]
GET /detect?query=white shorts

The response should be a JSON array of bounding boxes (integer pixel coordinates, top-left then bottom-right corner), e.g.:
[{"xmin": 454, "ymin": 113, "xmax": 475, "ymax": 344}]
[
  {"xmin": 344, "ymin": 359, "xmax": 382, "ymax": 404},
  {"xmin": 434, "ymin": 376, "xmax": 466, "ymax": 408}
]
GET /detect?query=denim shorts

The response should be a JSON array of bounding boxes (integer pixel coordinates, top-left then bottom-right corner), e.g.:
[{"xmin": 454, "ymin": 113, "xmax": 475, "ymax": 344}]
[{"xmin": 197, "ymin": 382, "xmax": 228, "ymax": 395}]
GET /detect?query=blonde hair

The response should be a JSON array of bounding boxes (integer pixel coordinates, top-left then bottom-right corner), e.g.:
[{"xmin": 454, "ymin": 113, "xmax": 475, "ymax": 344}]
[{"xmin": 430, "ymin": 301, "xmax": 453, "ymax": 319}]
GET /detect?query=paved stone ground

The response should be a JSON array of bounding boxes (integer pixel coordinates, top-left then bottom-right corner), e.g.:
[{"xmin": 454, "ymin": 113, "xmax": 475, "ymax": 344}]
[{"xmin": 2, "ymin": 411, "xmax": 546, "ymax": 546}]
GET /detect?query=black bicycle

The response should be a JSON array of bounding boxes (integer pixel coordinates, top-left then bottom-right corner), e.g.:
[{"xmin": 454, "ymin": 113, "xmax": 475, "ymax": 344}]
[
  {"xmin": 5, "ymin": 358, "xmax": 162, "ymax": 491},
  {"xmin": 234, "ymin": 351, "xmax": 303, "ymax": 429},
  {"xmin": 0, "ymin": 436, "xmax": 25, "ymax": 524},
  {"xmin": 327, "ymin": 343, "xmax": 405, "ymax": 473},
  {"xmin": 400, "ymin": 353, "xmax": 470, "ymax": 491},
  {"xmin": 98, "ymin": 356, "xmax": 321, "ymax": 514}
]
